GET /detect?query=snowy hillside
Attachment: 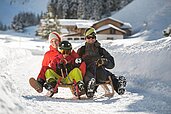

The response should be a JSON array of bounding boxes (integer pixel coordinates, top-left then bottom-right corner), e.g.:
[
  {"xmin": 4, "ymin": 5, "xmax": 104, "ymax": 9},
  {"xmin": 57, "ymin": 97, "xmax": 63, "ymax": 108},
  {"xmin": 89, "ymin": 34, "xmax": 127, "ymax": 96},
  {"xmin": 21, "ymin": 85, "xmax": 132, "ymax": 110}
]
[
  {"xmin": 0, "ymin": 33, "xmax": 171, "ymax": 113},
  {"xmin": 112, "ymin": 0, "xmax": 171, "ymax": 40},
  {"xmin": 0, "ymin": 0, "xmax": 49, "ymax": 25}
]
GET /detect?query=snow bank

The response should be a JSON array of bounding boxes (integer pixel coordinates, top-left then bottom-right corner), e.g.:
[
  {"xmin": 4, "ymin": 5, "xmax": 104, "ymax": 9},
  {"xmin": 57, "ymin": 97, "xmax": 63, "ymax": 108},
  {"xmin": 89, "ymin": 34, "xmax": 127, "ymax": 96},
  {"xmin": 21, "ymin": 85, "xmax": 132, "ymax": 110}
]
[
  {"xmin": 102, "ymin": 37, "xmax": 171, "ymax": 100},
  {"xmin": 0, "ymin": 46, "xmax": 32, "ymax": 114},
  {"xmin": 0, "ymin": 46, "xmax": 32, "ymax": 69},
  {"xmin": 112, "ymin": 37, "xmax": 171, "ymax": 81}
]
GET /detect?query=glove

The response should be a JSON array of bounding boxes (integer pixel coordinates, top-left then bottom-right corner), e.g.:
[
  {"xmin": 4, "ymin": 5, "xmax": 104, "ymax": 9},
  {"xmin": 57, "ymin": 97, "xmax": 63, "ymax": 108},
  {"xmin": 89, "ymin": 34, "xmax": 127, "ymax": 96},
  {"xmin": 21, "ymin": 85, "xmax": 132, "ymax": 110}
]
[
  {"xmin": 97, "ymin": 58, "xmax": 108, "ymax": 67},
  {"xmin": 74, "ymin": 58, "xmax": 82, "ymax": 67},
  {"xmin": 60, "ymin": 58, "xmax": 68, "ymax": 65},
  {"xmin": 57, "ymin": 62, "xmax": 65, "ymax": 70},
  {"xmin": 75, "ymin": 58, "xmax": 82, "ymax": 64}
]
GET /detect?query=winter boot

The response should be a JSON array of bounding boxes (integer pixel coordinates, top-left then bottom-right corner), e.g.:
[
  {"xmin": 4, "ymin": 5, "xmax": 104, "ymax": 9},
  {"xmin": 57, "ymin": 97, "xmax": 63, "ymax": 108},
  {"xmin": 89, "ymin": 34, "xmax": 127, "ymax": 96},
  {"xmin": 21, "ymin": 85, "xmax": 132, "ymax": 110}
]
[
  {"xmin": 44, "ymin": 81, "xmax": 57, "ymax": 91},
  {"xmin": 72, "ymin": 81, "xmax": 85, "ymax": 97},
  {"xmin": 111, "ymin": 75, "xmax": 126, "ymax": 95},
  {"xmin": 77, "ymin": 81, "xmax": 85, "ymax": 92},
  {"xmin": 29, "ymin": 78, "xmax": 45, "ymax": 93},
  {"xmin": 45, "ymin": 80, "xmax": 58, "ymax": 97},
  {"xmin": 86, "ymin": 78, "xmax": 96, "ymax": 98}
]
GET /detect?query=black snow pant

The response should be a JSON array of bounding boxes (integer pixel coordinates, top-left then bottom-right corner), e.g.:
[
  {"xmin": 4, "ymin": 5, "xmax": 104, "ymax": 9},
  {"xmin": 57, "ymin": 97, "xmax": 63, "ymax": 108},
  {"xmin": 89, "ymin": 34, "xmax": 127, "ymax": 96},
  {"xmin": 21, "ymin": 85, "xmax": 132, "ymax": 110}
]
[
  {"xmin": 83, "ymin": 62, "xmax": 119, "ymax": 93},
  {"xmin": 83, "ymin": 62, "xmax": 97, "ymax": 92},
  {"xmin": 96, "ymin": 67, "xmax": 112, "ymax": 83},
  {"xmin": 96, "ymin": 66, "xmax": 120, "ymax": 92}
]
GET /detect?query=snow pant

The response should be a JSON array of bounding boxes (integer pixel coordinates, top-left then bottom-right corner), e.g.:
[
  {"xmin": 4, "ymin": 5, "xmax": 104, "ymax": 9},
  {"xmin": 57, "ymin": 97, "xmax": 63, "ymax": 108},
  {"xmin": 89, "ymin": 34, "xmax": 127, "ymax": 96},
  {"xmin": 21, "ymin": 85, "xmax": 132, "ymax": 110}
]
[
  {"xmin": 83, "ymin": 62, "xmax": 112, "ymax": 84},
  {"xmin": 45, "ymin": 68, "xmax": 83, "ymax": 84},
  {"xmin": 84, "ymin": 63, "xmax": 115, "ymax": 92},
  {"xmin": 96, "ymin": 67, "xmax": 112, "ymax": 83},
  {"xmin": 83, "ymin": 62, "xmax": 97, "ymax": 91},
  {"xmin": 96, "ymin": 67, "xmax": 121, "ymax": 92}
]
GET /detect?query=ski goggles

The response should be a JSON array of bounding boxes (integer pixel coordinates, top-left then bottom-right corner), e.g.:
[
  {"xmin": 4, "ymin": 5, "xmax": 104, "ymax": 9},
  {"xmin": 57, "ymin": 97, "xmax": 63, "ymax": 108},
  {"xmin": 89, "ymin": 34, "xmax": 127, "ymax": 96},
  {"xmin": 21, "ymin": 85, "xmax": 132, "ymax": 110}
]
[
  {"xmin": 60, "ymin": 49, "xmax": 71, "ymax": 55},
  {"xmin": 86, "ymin": 36, "xmax": 96, "ymax": 39}
]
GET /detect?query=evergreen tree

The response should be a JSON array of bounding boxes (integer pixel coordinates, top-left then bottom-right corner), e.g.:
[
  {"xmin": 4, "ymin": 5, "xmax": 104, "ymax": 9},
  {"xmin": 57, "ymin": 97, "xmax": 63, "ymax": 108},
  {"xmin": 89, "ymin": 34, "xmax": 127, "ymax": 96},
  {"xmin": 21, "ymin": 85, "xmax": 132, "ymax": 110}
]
[
  {"xmin": 91, "ymin": 0, "xmax": 103, "ymax": 20},
  {"xmin": 36, "ymin": 2, "xmax": 61, "ymax": 39},
  {"xmin": 77, "ymin": 0, "xmax": 85, "ymax": 19},
  {"xmin": 68, "ymin": 0, "xmax": 78, "ymax": 19}
]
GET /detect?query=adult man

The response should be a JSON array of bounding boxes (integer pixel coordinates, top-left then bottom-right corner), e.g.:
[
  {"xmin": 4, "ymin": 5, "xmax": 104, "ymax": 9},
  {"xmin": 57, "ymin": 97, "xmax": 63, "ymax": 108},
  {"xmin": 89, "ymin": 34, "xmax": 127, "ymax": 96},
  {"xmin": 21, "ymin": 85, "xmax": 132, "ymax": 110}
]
[{"xmin": 77, "ymin": 27, "xmax": 126, "ymax": 98}]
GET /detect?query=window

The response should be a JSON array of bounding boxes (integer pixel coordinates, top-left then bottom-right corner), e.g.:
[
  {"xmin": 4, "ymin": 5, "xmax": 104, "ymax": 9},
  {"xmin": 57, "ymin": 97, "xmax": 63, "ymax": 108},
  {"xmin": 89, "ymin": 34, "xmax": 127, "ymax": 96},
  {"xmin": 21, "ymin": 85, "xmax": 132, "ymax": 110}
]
[
  {"xmin": 81, "ymin": 38, "xmax": 85, "ymax": 40},
  {"xmin": 107, "ymin": 37, "xmax": 114, "ymax": 40},
  {"xmin": 67, "ymin": 38, "xmax": 72, "ymax": 40},
  {"xmin": 74, "ymin": 38, "xmax": 79, "ymax": 40}
]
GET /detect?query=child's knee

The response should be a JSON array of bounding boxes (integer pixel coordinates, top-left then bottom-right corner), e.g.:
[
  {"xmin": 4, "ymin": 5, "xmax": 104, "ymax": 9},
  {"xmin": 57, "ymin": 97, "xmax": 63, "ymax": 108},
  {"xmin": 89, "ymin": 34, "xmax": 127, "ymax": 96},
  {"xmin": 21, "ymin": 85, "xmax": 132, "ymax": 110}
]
[{"xmin": 45, "ymin": 69, "xmax": 56, "ymax": 82}]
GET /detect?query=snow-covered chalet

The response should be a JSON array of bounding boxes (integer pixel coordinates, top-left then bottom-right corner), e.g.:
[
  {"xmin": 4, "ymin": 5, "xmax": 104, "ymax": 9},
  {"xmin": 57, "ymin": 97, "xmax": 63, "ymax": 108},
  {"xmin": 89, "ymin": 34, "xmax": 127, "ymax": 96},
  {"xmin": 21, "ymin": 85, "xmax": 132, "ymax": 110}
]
[{"xmin": 60, "ymin": 17, "xmax": 132, "ymax": 40}]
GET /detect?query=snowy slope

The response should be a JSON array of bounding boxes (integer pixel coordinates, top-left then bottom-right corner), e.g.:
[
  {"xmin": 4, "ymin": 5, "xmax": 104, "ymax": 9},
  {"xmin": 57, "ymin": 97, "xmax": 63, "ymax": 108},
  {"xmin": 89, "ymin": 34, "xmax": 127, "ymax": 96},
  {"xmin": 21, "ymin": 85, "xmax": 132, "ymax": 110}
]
[
  {"xmin": 0, "ymin": 33, "xmax": 171, "ymax": 114},
  {"xmin": 111, "ymin": 0, "xmax": 171, "ymax": 40},
  {"xmin": 0, "ymin": 0, "xmax": 49, "ymax": 25}
]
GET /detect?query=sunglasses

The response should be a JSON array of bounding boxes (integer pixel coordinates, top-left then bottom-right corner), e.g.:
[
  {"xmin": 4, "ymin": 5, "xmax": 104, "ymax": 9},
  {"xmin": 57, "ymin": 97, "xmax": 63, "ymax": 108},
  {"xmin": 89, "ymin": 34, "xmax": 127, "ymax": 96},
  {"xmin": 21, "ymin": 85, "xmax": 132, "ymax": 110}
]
[
  {"xmin": 86, "ymin": 36, "xmax": 96, "ymax": 39},
  {"xmin": 60, "ymin": 50, "xmax": 71, "ymax": 55}
]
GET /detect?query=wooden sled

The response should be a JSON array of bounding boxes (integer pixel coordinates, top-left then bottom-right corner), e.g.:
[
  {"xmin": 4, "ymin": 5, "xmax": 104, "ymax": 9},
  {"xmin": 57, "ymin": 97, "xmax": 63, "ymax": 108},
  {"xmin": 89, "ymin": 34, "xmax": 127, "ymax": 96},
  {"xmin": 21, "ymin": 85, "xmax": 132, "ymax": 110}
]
[
  {"xmin": 97, "ymin": 76, "xmax": 115, "ymax": 97},
  {"xmin": 46, "ymin": 77, "xmax": 82, "ymax": 99},
  {"xmin": 46, "ymin": 76, "xmax": 115, "ymax": 99}
]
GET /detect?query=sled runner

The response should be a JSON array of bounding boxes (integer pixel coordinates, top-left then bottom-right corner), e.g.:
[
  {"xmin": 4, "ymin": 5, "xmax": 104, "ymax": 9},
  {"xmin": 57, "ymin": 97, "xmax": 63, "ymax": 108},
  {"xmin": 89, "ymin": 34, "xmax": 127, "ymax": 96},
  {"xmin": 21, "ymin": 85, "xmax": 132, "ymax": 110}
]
[
  {"xmin": 45, "ymin": 78, "xmax": 82, "ymax": 99},
  {"xmin": 29, "ymin": 77, "xmax": 82, "ymax": 99}
]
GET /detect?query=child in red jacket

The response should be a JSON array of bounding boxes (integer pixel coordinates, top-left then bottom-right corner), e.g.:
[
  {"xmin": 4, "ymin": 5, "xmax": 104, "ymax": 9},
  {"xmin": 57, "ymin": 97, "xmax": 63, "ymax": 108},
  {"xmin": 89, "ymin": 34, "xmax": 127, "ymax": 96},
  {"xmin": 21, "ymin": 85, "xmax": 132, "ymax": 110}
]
[
  {"xmin": 30, "ymin": 40, "xmax": 86, "ymax": 95},
  {"xmin": 45, "ymin": 41, "xmax": 86, "ymax": 93}
]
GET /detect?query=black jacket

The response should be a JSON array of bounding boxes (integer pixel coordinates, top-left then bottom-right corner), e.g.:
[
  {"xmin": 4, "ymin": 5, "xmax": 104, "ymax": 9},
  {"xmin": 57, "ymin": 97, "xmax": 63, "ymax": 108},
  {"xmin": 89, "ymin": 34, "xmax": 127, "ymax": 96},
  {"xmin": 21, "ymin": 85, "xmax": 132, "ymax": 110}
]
[{"xmin": 77, "ymin": 40, "xmax": 115, "ymax": 69}]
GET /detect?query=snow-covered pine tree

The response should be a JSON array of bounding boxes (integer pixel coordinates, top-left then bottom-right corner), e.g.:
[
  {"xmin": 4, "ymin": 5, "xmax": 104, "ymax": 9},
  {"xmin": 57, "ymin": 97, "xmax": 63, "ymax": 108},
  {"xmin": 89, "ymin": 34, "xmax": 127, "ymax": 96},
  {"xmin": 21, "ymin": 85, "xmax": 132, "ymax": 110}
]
[{"xmin": 36, "ymin": 2, "xmax": 61, "ymax": 39}]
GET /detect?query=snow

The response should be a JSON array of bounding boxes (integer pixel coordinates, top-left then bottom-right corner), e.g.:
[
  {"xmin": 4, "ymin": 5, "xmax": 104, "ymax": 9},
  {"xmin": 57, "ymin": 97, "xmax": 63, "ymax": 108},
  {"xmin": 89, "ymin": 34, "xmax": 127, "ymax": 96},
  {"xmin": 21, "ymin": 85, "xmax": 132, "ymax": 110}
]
[
  {"xmin": 112, "ymin": 0, "xmax": 171, "ymax": 40},
  {"xmin": 96, "ymin": 24, "xmax": 126, "ymax": 33},
  {"xmin": 0, "ymin": 0, "xmax": 171, "ymax": 113},
  {"xmin": 58, "ymin": 19, "xmax": 95, "ymax": 27},
  {"xmin": 0, "ymin": 27, "xmax": 171, "ymax": 114}
]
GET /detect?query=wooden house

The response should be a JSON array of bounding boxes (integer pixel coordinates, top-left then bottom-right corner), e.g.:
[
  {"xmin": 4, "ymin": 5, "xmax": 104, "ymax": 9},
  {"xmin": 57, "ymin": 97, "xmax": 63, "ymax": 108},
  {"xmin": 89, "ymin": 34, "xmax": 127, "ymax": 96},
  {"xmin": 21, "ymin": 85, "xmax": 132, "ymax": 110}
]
[
  {"xmin": 59, "ymin": 17, "xmax": 132, "ymax": 40},
  {"xmin": 92, "ymin": 17, "xmax": 132, "ymax": 40}
]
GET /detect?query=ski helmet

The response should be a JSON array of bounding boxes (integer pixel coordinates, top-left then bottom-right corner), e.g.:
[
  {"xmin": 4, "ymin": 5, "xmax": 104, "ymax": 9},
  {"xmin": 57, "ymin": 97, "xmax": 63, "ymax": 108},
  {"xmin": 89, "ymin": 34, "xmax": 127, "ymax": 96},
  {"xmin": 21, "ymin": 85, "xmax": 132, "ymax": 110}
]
[
  {"xmin": 84, "ymin": 27, "xmax": 96, "ymax": 38},
  {"xmin": 59, "ymin": 41, "xmax": 72, "ymax": 50}
]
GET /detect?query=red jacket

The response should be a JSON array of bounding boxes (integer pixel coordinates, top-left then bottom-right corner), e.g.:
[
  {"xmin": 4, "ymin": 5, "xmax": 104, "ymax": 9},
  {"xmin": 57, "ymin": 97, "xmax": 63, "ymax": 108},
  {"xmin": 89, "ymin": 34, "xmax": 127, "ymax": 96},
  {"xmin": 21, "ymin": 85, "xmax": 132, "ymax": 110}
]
[
  {"xmin": 51, "ymin": 50, "xmax": 78, "ymax": 71},
  {"xmin": 42, "ymin": 45, "xmax": 60, "ymax": 66},
  {"xmin": 51, "ymin": 50, "xmax": 86, "ymax": 77}
]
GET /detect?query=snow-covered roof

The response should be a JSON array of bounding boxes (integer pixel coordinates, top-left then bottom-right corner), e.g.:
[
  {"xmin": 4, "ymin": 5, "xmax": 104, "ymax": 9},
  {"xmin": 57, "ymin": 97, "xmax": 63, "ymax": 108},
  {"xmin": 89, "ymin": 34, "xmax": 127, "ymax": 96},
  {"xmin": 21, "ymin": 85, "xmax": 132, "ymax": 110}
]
[
  {"xmin": 76, "ymin": 23, "xmax": 93, "ymax": 28},
  {"xmin": 93, "ymin": 17, "xmax": 124, "ymax": 25},
  {"xmin": 96, "ymin": 24, "xmax": 126, "ymax": 33},
  {"xmin": 60, "ymin": 28, "xmax": 69, "ymax": 34},
  {"xmin": 58, "ymin": 19, "xmax": 95, "ymax": 26},
  {"xmin": 121, "ymin": 22, "xmax": 132, "ymax": 29}
]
